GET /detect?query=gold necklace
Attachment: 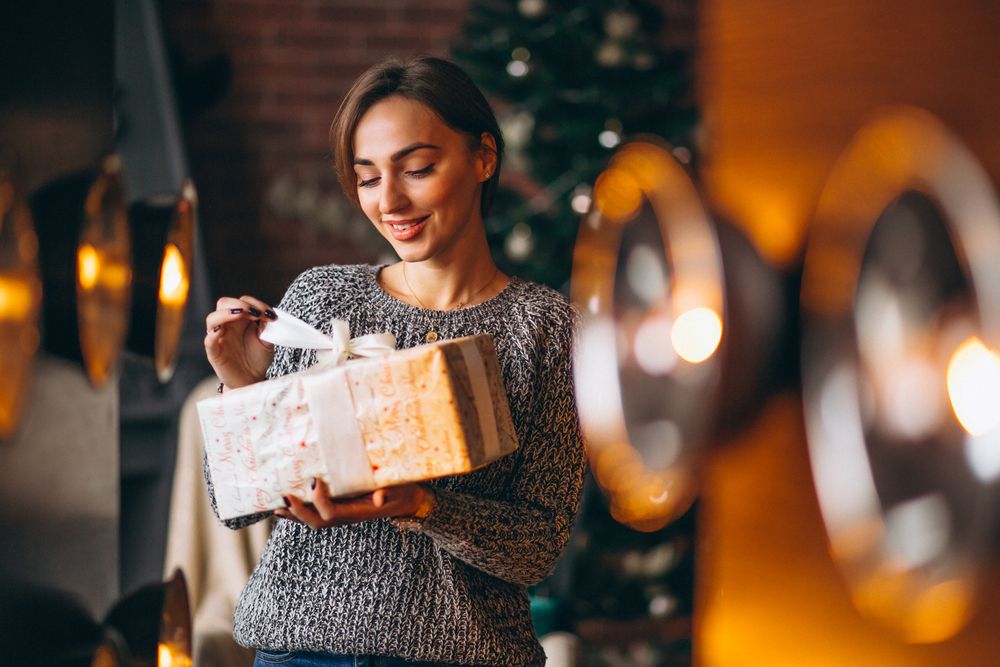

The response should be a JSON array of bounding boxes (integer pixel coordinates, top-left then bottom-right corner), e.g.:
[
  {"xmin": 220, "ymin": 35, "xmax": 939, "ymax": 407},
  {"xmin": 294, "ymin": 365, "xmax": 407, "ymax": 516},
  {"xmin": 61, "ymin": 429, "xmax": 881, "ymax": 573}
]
[{"xmin": 402, "ymin": 263, "xmax": 500, "ymax": 343}]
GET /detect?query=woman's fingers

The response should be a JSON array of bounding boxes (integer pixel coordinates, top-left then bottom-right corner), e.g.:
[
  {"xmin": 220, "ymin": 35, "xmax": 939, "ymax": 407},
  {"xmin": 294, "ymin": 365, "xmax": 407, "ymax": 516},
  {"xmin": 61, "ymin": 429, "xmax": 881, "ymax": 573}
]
[
  {"xmin": 238, "ymin": 295, "xmax": 278, "ymax": 321},
  {"xmin": 276, "ymin": 482, "xmax": 426, "ymax": 530},
  {"xmin": 205, "ymin": 308, "xmax": 254, "ymax": 332},
  {"xmin": 208, "ymin": 296, "xmax": 273, "ymax": 326}
]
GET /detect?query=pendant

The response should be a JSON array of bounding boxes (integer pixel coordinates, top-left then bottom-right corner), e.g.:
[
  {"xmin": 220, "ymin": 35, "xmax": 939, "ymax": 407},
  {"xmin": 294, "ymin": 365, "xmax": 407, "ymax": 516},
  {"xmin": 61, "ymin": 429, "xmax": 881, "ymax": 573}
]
[{"xmin": 425, "ymin": 330, "xmax": 439, "ymax": 343}]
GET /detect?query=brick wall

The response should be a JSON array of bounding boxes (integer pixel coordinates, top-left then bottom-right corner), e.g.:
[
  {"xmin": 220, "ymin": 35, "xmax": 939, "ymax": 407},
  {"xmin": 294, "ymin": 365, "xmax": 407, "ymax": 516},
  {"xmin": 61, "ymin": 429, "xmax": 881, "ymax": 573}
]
[{"xmin": 162, "ymin": 0, "xmax": 695, "ymax": 304}]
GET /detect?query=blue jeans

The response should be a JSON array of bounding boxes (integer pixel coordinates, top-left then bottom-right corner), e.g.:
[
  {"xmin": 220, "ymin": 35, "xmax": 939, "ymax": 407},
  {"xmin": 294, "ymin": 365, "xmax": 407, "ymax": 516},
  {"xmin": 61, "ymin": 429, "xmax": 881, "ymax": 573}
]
[{"xmin": 252, "ymin": 650, "xmax": 462, "ymax": 667}]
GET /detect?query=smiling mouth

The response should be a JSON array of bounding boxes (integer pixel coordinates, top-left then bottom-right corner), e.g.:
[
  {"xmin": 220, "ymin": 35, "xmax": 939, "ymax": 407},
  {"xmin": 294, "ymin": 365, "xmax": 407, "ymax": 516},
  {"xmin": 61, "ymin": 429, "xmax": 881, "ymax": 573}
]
[
  {"xmin": 388, "ymin": 219, "xmax": 424, "ymax": 230},
  {"xmin": 384, "ymin": 215, "xmax": 429, "ymax": 240}
]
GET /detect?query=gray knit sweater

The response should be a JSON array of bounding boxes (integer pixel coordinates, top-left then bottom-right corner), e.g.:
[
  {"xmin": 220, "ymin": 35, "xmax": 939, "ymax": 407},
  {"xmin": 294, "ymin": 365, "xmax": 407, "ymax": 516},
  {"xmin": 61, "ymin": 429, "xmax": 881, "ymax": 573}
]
[{"xmin": 204, "ymin": 263, "xmax": 586, "ymax": 666}]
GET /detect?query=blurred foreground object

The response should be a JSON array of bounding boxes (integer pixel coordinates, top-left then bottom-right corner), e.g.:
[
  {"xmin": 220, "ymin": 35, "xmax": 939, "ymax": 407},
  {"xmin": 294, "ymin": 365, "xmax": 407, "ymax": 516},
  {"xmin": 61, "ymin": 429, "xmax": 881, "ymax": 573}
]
[
  {"xmin": 572, "ymin": 140, "xmax": 725, "ymax": 531},
  {"xmin": 103, "ymin": 569, "xmax": 192, "ymax": 667},
  {"xmin": 801, "ymin": 106, "xmax": 1000, "ymax": 642},
  {"xmin": 125, "ymin": 180, "xmax": 197, "ymax": 383},
  {"xmin": 0, "ymin": 168, "xmax": 43, "ymax": 440},
  {"xmin": 31, "ymin": 155, "xmax": 132, "ymax": 387}
]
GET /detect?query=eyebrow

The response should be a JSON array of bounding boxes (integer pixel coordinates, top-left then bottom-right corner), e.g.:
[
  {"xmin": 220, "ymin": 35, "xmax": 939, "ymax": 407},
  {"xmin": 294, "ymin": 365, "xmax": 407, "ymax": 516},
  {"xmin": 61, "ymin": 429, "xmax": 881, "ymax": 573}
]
[{"xmin": 353, "ymin": 143, "xmax": 440, "ymax": 166}]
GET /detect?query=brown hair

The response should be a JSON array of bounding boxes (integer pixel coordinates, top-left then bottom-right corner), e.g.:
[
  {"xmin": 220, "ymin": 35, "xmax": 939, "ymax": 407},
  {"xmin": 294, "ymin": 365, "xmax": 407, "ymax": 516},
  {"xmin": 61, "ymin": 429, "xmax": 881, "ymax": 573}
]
[{"xmin": 329, "ymin": 56, "xmax": 504, "ymax": 218}]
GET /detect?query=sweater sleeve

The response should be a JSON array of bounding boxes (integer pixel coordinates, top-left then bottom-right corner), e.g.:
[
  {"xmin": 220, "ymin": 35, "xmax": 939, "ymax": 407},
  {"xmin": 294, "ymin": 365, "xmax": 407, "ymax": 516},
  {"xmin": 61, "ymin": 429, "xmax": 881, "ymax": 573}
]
[{"xmin": 420, "ymin": 317, "xmax": 587, "ymax": 586}]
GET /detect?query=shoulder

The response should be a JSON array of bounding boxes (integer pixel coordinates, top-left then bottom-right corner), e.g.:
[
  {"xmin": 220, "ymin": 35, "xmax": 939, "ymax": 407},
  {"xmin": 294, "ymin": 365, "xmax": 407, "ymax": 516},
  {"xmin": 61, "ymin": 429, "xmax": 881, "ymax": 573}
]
[
  {"xmin": 283, "ymin": 263, "xmax": 371, "ymax": 293},
  {"xmin": 278, "ymin": 264, "xmax": 372, "ymax": 307},
  {"xmin": 516, "ymin": 280, "xmax": 577, "ymax": 330},
  {"xmin": 503, "ymin": 279, "xmax": 578, "ymax": 358},
  {"xmin": 510, "ymin": 279, "xmax": 575, "ymax": 321}
]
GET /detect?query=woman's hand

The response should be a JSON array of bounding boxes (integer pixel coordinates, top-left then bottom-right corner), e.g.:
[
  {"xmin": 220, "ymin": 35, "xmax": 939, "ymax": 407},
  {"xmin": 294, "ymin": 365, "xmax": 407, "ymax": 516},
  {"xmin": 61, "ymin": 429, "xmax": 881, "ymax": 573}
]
[
  {"xmin": 204, "ymin": 295, "xmax": 277, "ymax": 389},
  {"xmin": 274, "ymin": 479, "xmax": 433, "ymax": 530}
]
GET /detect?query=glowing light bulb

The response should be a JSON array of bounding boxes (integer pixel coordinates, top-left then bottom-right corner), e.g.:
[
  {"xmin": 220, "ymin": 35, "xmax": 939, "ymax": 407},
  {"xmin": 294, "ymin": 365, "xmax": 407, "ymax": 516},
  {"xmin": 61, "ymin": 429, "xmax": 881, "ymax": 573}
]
[
  {"xmin": 158, "ymin": 243, "xmax": 189, "ymax": 307},
  {"xmin": 670, "ymin": 306, "xmax": 722, "ymax": 363},
  {"xmin": 157, "ymin": 643, "xmax": 191, "ymax": 667},
  {"xmin": 0, "ymin": 275, "xmax": 32, "ymax": 321},
  {"xmin": 947, "ymin": 336, "xmax": 1000, "ymax": 435},
  {"xmin": 78, "ymin": 243, "xmax": 100, "ymax": 290}
]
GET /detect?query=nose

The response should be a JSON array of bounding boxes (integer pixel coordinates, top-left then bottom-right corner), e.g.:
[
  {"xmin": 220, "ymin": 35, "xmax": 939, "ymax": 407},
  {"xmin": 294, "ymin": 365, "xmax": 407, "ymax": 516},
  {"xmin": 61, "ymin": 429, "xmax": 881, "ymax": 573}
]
[{"xmin": 378, "ymin": 175, "xmax": 409, "ymax": 215}]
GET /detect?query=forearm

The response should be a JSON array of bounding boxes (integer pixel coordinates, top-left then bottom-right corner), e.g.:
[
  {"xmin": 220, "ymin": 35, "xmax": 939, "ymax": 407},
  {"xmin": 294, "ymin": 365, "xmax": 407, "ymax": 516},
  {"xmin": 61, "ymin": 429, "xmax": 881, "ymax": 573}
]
[{"xmin": 421, "ymin": 487, "xmax": 577, "ymax": 586}]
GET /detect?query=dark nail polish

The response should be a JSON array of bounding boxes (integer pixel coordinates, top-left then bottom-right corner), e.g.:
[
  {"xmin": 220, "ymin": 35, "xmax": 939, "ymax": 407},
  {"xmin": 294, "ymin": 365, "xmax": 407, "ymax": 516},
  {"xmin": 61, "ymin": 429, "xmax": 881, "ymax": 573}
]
[
  {"xmin": 264, "ymin": 309, "xmax": 277, "ymax": 320},
  {"xmin": 230, "ymin": 308, "xmax": 243, "ymax": 314},
  {"xmin": 282, "ymin": 495, "xmax": 290, "ymax": 508},
  {"xmin": 248, "ymin": 306, "xmax": 261, "ymax": 316},
  {"xmin": 310, "ymin": 477, "xmax": 317, "ymax": 490}
]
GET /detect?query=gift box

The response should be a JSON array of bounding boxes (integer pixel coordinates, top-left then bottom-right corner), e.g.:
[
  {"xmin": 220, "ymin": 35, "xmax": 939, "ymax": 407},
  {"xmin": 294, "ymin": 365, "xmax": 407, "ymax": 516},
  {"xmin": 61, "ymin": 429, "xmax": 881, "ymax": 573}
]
[{"xmin": 197, "ymin": 310, "xmax": 518, "ymax": 520}]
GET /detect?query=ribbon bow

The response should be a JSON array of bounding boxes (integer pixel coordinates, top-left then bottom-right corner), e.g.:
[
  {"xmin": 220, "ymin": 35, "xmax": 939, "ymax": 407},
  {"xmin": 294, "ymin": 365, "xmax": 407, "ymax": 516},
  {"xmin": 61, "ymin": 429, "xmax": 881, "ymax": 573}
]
[{"xmin": 259, "ymin": 308, "xmax": 396, "ymax": 366}]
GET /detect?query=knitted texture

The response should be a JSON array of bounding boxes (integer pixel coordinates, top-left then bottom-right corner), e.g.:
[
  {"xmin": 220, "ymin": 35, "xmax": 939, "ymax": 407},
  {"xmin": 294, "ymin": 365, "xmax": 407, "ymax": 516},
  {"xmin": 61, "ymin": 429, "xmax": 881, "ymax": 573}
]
[{"xmin": 203, "ymin": 264, "xmax": 586, "ymax": 666}]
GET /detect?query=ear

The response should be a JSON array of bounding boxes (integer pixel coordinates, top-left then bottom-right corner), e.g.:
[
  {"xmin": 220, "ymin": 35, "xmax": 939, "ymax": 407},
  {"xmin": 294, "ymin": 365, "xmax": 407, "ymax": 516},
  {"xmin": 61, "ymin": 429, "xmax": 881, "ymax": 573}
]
[{"xmin": 477, "ymin": 132, "xmax": 498, "ymax": 182}]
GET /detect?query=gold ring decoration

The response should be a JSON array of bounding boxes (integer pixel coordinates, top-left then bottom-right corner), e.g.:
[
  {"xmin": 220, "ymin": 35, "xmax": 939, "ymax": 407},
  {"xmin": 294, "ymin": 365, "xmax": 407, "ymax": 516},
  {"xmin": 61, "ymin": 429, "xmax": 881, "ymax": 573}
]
[
  {"xmin": 571, "ymin": 139, "xmax": 725, "ymax": 531},
  {"xmin": 0, "ymin": 167, "xmax": 43, "ymax": 441},
  {"xmin": 801, "ymin": 106, "xmax": 1000, "ymax": 642}
]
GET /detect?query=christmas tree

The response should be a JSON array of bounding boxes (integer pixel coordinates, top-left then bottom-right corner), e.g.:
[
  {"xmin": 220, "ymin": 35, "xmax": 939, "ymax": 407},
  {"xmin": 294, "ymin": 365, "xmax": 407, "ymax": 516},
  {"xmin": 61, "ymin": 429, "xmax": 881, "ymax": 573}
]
[
  {"xmin": 453, "ymin": 2, "xmax": 698, "ymax": 663},
  {"xmin": 452, "ymin": 0, "xmax": 697, "ymax": 291}
]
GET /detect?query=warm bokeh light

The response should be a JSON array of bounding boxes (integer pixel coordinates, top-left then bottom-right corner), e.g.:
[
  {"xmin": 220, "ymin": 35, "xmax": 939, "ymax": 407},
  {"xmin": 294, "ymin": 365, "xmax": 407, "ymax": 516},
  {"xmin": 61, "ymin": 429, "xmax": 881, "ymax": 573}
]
[
  {"xmin": 157, "ymin": 643, "xmax": 191, "ymax": 667},
  {"xmin": 592, "ymin": 166, "xmax": 643, "ymax": 222},
  {"xmin": 77, "ymin": 242, "xmax": 131, "ymax": 292},
  {"xmin": 0, "ymin": 275, "xmax": 32, "ymax": 321},
  {"xmin": 634, "ymin": 311, "xmax": 677, "ymax": 375},
  {"xmin": 946, "ymin": 336, "xmax": 1000, "ymax": 436},
  {"xmin": 158, "ymin": 243, "xmax": 189, "ymax": 307},
  {"xmin": 670, "ymin": 306, "xmax": 723, "ymax": 363},
  {"xmin": 77, "ymin": 243, "xmax": 100, "ymax": 290}
]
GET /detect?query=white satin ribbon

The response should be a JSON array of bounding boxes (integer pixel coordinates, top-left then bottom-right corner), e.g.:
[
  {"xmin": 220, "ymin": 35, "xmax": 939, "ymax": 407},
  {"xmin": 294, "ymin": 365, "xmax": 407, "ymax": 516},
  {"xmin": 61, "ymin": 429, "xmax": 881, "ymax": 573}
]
[{"xmin": 259, "ymin": 308, "xmax": 396, "ymax": 366}]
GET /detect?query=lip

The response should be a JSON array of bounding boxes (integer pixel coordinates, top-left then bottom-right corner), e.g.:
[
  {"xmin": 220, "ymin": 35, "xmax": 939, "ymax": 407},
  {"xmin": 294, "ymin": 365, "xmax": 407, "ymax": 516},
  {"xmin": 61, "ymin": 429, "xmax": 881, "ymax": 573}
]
[{"xmin": 384, "ymin": 215, "xmax": 429, "ymax": 241}]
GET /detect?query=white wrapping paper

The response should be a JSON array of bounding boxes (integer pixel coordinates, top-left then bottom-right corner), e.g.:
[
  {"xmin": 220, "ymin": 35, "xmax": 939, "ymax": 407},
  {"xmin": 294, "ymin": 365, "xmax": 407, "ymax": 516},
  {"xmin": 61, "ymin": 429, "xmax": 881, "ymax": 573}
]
[{"xmin": 198, "ymin": 311, "xmax": 517, "ymax": 520}]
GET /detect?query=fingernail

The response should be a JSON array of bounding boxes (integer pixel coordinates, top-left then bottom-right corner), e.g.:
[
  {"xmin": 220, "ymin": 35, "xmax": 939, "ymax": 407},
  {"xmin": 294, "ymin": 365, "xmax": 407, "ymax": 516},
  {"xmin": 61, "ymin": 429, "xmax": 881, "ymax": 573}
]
[
  {"xmin": 282, "ymin": 495, "xmax": 290, "ymax": 508},
  {"xmin": 212, "ymin": 325, "xmax": 220, "ymax": 332},
  {"xmin": 230, "ymin": 308, "xmax": 243, "ymax": 314},
  {"xmin": 264, "ymin": 309, "xmax": 277, "ymax": 320},
  {"xmin": 248, "ymin": 306, "xmax": 261, "ymax": 316},
  {"xmin": 310, "ymin": 477, "xmax": 317, "ymax": 490}
]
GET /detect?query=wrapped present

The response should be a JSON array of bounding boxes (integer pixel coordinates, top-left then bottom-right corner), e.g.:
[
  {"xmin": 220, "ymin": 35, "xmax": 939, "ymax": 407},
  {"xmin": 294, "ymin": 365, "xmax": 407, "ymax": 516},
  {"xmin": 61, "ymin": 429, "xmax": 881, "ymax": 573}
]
[{"xmin": 197, "ymin": 309, "xmax": 518, "ymax": 520}]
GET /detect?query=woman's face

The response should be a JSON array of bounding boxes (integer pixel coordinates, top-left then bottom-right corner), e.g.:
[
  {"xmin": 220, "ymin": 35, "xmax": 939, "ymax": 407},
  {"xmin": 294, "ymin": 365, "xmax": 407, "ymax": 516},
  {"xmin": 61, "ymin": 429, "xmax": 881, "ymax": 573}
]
[{"xmin": 352, "ymin": 95, "xmax": 493, "ymax": 264}]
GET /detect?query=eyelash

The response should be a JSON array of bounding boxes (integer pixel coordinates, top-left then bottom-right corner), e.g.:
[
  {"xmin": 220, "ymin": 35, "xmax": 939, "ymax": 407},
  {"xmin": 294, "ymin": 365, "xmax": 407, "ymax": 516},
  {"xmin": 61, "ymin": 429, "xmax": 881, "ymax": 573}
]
[{"xmin": 357, "ymin": 164, "xmax": 435, "ymax": 188}]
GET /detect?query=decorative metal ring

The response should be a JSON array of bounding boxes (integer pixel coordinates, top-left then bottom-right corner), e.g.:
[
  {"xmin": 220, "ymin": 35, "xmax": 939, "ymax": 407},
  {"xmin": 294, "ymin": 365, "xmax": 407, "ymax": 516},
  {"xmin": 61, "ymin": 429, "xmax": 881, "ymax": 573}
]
[
  {"xmin": 571, "ymin": 139, "xmax": 725, "ymax": 531},
  {"xmin": 801, "ymin": 106, "xmax": 1000, "ymax": 642}
]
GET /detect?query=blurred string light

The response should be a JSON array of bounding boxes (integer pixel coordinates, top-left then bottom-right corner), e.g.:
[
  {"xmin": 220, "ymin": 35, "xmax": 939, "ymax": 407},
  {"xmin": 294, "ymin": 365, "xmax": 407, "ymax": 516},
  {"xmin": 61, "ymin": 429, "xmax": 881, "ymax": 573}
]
[
  {"xmin": 506, "ymin": 46, "xmax": 531, "ymax": 78},
  {"xmin": 570, "ymin": 184, "xmax": 592, "ymax": 215},
  {"xmin": 801, "ymin": 106, "xmax": 1000, "ymax": 642},
  {"xmin": 598, "ymin": 118, "xmax": 624, "ymax": 149},
  {"xmin": 572, "ymin": 139, "xmax": 725, "ymax": 531}
]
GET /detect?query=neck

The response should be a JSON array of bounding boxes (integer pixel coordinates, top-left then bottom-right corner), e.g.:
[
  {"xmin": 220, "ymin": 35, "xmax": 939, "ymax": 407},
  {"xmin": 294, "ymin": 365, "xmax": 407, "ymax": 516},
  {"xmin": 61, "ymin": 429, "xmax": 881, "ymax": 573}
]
[{"xmin": 403, "ymin": 255, "xmax": 498, "ymax": 312}]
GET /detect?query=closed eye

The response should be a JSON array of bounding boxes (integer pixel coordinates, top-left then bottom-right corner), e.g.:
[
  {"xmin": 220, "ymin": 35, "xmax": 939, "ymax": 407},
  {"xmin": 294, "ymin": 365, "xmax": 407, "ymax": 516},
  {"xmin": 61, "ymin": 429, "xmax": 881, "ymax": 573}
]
[
  {"xmin": 358, "ymin": 176, "xmax": 380, "ymax": 188},
  {"xmin": 407, "ymin": 164, "xmax": 435, "ymax": 178}
]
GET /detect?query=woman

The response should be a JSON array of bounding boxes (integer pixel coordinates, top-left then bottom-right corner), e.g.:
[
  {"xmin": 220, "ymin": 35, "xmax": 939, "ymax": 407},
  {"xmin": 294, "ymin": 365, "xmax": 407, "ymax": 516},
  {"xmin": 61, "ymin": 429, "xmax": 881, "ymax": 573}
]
[{"xmin": 204, "ymin": 56, "xmax": 585, "ymax": 667}]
